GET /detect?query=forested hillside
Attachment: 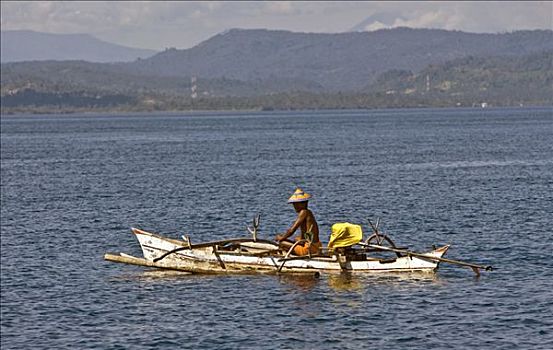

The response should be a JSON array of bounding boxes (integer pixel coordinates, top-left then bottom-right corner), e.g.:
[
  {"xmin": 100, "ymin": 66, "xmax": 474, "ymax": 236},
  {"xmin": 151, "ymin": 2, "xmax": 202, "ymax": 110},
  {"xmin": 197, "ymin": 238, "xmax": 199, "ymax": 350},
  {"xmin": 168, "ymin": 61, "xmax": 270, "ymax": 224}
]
[
  {"xmin": 1, "ymin": 28, "xmax": 552, "ymax": 113},
  {"xmin": 366, "ymin": 51, "xmax": 553, "ymax": 105},
  {"xmin": 126, "ymin": 28, "xmax": 553, "ymax": 91}
]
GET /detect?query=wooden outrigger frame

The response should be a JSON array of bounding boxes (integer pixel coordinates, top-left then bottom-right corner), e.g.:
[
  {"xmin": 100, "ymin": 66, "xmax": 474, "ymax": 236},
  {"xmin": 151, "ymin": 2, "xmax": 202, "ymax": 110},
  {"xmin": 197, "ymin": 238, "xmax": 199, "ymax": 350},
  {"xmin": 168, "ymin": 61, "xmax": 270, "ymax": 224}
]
[{"xmin": 104, "ymin": 217, "xmax": 493, "ymax": 276}]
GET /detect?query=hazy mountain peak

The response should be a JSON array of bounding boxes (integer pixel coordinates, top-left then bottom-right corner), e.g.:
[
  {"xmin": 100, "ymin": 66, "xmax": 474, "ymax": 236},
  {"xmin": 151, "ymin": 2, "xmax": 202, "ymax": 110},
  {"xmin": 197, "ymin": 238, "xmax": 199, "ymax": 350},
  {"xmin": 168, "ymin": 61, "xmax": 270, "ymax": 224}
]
[
  {"xmin": 0, "ymin": 30, "xmax": 157, "ymax": 63},
  {"xmin": 350, "ymin": 12, "xmax": 408, "ymax": 32}
]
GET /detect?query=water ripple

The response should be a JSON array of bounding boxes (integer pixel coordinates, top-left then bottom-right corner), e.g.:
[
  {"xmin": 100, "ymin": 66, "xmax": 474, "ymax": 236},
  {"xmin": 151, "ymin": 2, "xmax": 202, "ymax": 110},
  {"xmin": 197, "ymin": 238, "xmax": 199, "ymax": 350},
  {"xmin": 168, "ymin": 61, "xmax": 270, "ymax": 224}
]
[{"xmin": 2, "ymin": 108, "xmax": 553, "ymax": 349}]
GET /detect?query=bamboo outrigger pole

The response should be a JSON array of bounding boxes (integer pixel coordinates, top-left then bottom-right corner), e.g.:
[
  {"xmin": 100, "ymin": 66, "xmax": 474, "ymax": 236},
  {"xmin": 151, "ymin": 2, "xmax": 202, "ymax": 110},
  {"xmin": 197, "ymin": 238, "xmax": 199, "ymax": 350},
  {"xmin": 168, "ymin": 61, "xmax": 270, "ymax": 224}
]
[{"xmin": 359, "ymin": 242, "xmax": 494, "ymax": 276}]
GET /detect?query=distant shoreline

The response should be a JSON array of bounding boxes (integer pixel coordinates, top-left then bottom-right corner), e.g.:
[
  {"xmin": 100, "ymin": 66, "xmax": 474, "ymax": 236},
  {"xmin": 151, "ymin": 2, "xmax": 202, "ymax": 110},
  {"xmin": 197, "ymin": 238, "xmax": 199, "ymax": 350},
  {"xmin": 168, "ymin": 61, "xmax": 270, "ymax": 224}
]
[
  {"xmin": 3, "ymin": 30, "xmax": 551, "ymax": 117},
  {"xmin": 2, "ymin": 105, "xmax": 551, "ymax": 118}
]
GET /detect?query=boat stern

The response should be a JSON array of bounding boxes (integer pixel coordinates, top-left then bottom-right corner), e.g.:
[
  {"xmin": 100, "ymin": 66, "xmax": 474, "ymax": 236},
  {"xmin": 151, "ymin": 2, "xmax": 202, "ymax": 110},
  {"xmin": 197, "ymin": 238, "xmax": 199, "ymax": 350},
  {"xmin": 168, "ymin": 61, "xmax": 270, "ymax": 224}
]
[
  {"xmin": 431, "ymin": 245, "xmax": 450, "ymax": 259},
  {"xmin": 427, "ymin": 244, "xmax": 450, "ymax": 271}
]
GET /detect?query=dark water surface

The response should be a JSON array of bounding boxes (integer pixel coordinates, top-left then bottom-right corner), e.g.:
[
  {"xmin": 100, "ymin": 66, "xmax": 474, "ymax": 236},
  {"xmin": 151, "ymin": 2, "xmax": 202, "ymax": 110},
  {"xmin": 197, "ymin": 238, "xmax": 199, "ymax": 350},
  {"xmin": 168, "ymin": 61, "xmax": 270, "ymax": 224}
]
[{"xmin": 1, "ymin": 108, "xmax": 552, "ymax": 349}]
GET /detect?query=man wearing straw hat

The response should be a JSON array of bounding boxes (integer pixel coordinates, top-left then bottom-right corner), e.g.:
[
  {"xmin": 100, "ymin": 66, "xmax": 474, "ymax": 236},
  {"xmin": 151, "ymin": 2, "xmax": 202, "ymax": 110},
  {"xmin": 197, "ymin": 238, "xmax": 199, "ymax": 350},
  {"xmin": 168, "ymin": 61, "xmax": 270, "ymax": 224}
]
[{"xmin": 275, "ymin": 188, "xmax": 322, "ymax": 256}]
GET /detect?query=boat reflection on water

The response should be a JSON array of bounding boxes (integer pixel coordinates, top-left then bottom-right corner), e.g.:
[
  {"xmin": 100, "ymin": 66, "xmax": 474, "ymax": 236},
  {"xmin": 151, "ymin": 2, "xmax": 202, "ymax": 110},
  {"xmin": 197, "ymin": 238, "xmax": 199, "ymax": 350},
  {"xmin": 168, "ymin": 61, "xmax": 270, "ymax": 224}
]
[
  {"xmin": 277, "ymin": 270, "xmax": 443, "ymax": 294},
  {"xmin": 324, "ymin": 272, "xmax": 444, "ymax": 308},
  {"xmin": 278, "ymin": 272, "xmax": 321, "ymax": 291},
  {"xmin": 329, "ymin": 271, "xmax": 443, "ymax": 291},
  {"xmin": 327, "ymin": 273, "xmax": 364, "ymax": 291},
  {"xmin": 111, "ymin": 268, "xmax": 192, "ymax": 283},
  {"xmin": 113, "ymin": 269, "xmax": 443, "ymax": 289},
  {"xmin": 140, "ymin": 269, "xmax": 193, "ymax": 279}
]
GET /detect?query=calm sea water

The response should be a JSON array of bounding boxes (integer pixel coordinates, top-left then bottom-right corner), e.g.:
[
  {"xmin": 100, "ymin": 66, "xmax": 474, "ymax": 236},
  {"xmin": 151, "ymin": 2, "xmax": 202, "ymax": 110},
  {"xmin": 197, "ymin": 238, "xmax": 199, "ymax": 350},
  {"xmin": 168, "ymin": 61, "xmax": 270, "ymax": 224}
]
[{"xmin": 1, "ymin": 108, "xmax": 552, "ymax": 349}]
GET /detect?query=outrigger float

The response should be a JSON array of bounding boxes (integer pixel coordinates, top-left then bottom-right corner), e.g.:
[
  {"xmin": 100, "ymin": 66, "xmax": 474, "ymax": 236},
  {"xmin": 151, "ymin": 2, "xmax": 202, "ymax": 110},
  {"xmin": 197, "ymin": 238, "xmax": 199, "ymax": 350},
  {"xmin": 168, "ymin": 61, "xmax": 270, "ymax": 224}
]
[{"xmin": 105, "ymin": 216, "xmax": 493, "ymax": 276}]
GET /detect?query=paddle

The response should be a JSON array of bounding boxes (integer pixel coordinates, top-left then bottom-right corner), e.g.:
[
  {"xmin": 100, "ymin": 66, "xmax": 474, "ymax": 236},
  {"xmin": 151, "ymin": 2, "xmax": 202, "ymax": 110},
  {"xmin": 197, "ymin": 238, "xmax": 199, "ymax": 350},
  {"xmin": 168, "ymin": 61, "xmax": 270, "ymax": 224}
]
[{"xmin": 358, "ymin": 242, "xmax": 493, "ymax": 276}]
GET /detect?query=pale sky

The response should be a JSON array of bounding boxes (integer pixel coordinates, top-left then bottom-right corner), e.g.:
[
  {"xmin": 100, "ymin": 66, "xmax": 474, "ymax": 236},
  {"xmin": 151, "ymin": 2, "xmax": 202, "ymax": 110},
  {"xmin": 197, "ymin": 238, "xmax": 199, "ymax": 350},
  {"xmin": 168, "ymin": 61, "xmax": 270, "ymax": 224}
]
[{"xmin": 1, "ymin": 1, "xmax": 551, "ymax": 50}]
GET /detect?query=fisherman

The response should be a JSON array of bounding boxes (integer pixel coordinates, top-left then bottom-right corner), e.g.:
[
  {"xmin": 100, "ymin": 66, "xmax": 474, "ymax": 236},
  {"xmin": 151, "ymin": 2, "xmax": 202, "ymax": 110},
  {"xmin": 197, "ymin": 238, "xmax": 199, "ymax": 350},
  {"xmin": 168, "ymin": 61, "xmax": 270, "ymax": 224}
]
[{"xmin": 275, "ymin": 188, "xmax": 322, "ymax": 256}]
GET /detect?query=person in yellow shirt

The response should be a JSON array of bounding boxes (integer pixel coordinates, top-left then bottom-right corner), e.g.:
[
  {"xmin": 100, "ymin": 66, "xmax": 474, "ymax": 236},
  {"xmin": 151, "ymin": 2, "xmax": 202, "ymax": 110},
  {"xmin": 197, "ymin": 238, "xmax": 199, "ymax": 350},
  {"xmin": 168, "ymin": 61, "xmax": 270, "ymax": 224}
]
[{"xmin": 275, "ymin": 188, "xmax": 322, "ymax": 256}]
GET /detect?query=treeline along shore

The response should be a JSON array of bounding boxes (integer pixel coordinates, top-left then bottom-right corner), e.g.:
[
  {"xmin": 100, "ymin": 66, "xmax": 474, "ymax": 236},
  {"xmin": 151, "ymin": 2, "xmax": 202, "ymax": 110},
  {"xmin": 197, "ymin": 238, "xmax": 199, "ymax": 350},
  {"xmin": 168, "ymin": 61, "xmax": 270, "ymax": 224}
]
[{"xmin": 1, "ymin": 28, "xmax": 552, "ymax": 114}]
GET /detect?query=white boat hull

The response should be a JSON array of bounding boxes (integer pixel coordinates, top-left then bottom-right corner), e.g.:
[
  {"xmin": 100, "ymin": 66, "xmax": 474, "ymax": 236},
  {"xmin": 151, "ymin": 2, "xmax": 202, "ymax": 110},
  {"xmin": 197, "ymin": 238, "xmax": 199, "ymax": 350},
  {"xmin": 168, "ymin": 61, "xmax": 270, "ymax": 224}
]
[{"xmin": 128, "ymin": 228, "xmax": 449, "ymax": 274}]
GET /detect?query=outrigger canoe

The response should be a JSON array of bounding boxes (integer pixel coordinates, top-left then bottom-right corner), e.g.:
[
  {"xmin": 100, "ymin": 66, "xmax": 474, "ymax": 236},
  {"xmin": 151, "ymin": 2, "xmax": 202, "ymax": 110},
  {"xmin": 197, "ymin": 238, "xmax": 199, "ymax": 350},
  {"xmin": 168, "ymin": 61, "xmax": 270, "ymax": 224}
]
[{"xmin": 104, "ymin": 218, "xmax": 493, "ymax": 275}]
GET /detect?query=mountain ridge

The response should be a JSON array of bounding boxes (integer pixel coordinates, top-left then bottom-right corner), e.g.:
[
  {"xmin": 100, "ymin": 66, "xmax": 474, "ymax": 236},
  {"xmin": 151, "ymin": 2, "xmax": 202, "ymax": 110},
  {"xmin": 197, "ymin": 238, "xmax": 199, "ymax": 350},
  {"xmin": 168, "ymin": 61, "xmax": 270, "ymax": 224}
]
[
  {"xmin": 125, "ymin": 27, "xmax": 553, "ymax": 91},
  {"xmin": 1, "ymin": 27, "xmax": 552, "ymax": 113},
  {"xmin": 2, "ymin": 50, "xmax": 551, "ymax": 112},
  {"xmin": 0, "ymin": 30, "xmax": 157, "ymax": 63}
]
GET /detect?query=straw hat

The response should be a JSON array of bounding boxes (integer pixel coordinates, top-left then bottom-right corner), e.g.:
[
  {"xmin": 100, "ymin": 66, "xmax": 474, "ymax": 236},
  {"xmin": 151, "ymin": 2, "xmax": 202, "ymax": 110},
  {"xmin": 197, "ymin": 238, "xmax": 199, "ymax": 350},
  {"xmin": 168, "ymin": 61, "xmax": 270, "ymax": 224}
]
[{"xmin": 288, "ymin": 187, "xmax": 311, "ymax": 203}]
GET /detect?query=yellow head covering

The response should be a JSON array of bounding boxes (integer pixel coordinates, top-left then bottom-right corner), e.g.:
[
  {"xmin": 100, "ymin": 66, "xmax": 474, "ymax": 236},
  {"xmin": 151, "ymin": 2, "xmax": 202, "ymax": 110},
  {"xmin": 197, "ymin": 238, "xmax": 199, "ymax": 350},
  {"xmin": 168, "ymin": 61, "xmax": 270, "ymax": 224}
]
[{"xmin": 288, "ymin": 187, "xmax": 311, "ymax": 203}]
